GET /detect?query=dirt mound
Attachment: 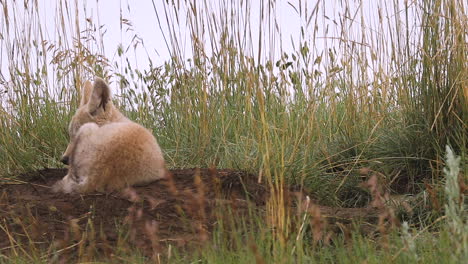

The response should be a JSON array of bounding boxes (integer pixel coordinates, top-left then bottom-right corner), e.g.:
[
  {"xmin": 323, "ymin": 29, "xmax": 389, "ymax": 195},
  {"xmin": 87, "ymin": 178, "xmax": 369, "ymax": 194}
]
[
  {"xmin": 0, "ymin": 168, "xmax": 268, "ymax": 256},
  {"xmin": 0, "ymin": 168, "xmax": 382, "ymax": 260}
]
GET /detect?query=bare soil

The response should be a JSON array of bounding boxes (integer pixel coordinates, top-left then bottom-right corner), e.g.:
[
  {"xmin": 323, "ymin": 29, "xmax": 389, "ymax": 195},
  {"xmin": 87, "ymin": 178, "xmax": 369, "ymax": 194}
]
[{"xmin": 0, "ymin": 168, "xmax": 382, "ymax": 260}]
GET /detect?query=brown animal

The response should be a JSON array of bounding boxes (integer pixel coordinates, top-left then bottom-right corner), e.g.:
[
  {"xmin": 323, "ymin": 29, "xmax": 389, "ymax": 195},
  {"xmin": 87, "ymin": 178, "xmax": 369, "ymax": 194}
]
[{"xmin": 52, "ymin": 78, "xmax": 167, "ymax": 193}]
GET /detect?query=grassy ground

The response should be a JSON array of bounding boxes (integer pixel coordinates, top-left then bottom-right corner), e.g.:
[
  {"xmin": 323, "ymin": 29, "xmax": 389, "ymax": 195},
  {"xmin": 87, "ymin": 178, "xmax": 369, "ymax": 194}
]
[{"xmin": 0, "ymin": 0, "xmax": 466, "ymax": 262}]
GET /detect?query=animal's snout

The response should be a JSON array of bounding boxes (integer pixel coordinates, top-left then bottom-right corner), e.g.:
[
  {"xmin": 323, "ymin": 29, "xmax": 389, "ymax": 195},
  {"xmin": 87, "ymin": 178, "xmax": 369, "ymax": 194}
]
[{"xmin": 60, "ymin": 155, "xmax": 69, "ymax": 165}]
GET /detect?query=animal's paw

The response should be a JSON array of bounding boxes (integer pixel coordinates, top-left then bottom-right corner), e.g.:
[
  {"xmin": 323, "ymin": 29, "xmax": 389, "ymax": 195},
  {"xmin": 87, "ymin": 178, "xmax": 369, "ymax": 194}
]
[
  {"xmin": 51, "ymin": 175, "xmax": 77, "ymax": 194},
  {"xmin": 51, "ymin": 180, "xmax": 64, "ymax": 193}
]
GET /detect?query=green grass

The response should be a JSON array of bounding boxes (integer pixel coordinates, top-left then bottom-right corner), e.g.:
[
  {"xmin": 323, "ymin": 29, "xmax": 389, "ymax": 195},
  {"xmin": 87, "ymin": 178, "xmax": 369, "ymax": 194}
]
[{"xmin": 0, "ymin": 0, "xmax": 466, "ymax": 262}]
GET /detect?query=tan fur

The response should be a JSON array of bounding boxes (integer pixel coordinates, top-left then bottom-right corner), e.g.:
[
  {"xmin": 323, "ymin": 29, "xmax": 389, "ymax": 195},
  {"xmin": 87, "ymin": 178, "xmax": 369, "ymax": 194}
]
[{"xmin": 53, "ymin": 78, "xmax": 167, "ymax": 194}]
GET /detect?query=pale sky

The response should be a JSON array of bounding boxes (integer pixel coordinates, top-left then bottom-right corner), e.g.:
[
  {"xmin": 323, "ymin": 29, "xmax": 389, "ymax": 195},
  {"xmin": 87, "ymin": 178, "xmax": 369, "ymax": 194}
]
[
  {"xmin": 28, "ymin": 0, "xmax": 385, "ymax": 66},
  {"xmin": 1, "ymin": 0, "xmax": 416, "ymax": 92}
]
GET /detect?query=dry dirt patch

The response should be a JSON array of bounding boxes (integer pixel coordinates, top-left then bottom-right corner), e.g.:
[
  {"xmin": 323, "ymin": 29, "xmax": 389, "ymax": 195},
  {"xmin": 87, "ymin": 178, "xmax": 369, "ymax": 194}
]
[{"xmin": 0, "ymin": 168, "xmax": 382, "ymax": 259}]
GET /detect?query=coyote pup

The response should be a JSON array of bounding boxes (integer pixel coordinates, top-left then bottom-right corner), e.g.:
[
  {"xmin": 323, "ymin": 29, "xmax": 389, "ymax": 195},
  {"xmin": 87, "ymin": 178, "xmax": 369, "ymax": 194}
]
[{"xmin": 53, "ymin": 78, "xmax": 167, "ymax": 193}]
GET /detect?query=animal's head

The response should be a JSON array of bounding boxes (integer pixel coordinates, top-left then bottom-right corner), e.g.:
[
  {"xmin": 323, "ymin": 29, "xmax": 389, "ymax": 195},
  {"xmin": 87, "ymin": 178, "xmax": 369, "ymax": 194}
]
[{"xmin": 60, "ymin": 77, "xmax": 113, "ymax": 165}]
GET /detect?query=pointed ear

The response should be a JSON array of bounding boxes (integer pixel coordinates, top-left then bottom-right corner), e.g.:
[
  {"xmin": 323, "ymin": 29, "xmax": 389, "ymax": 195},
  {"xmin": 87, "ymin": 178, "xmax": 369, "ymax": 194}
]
[
  {"xmin": 87, "ymin": 77, "xmax": 111, "ymax": 116},
  {"xmin": 80, "ymin": 80, "xmax": 93, "ymax": 106}
]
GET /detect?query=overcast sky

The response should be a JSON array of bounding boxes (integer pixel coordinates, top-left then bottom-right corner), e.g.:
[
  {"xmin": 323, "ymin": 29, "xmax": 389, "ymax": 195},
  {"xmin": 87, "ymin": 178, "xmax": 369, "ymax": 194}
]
[
  {"xmin": 1, "ymin": 0, "xmax": 415, "ymax": 90},
  {"xmin": 31, "ymin": 0, "xmax": 381, "ymax": 67},
  {"xmin": 56, "ymin": 0, "xmax": 317, "ymax": 65}
]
